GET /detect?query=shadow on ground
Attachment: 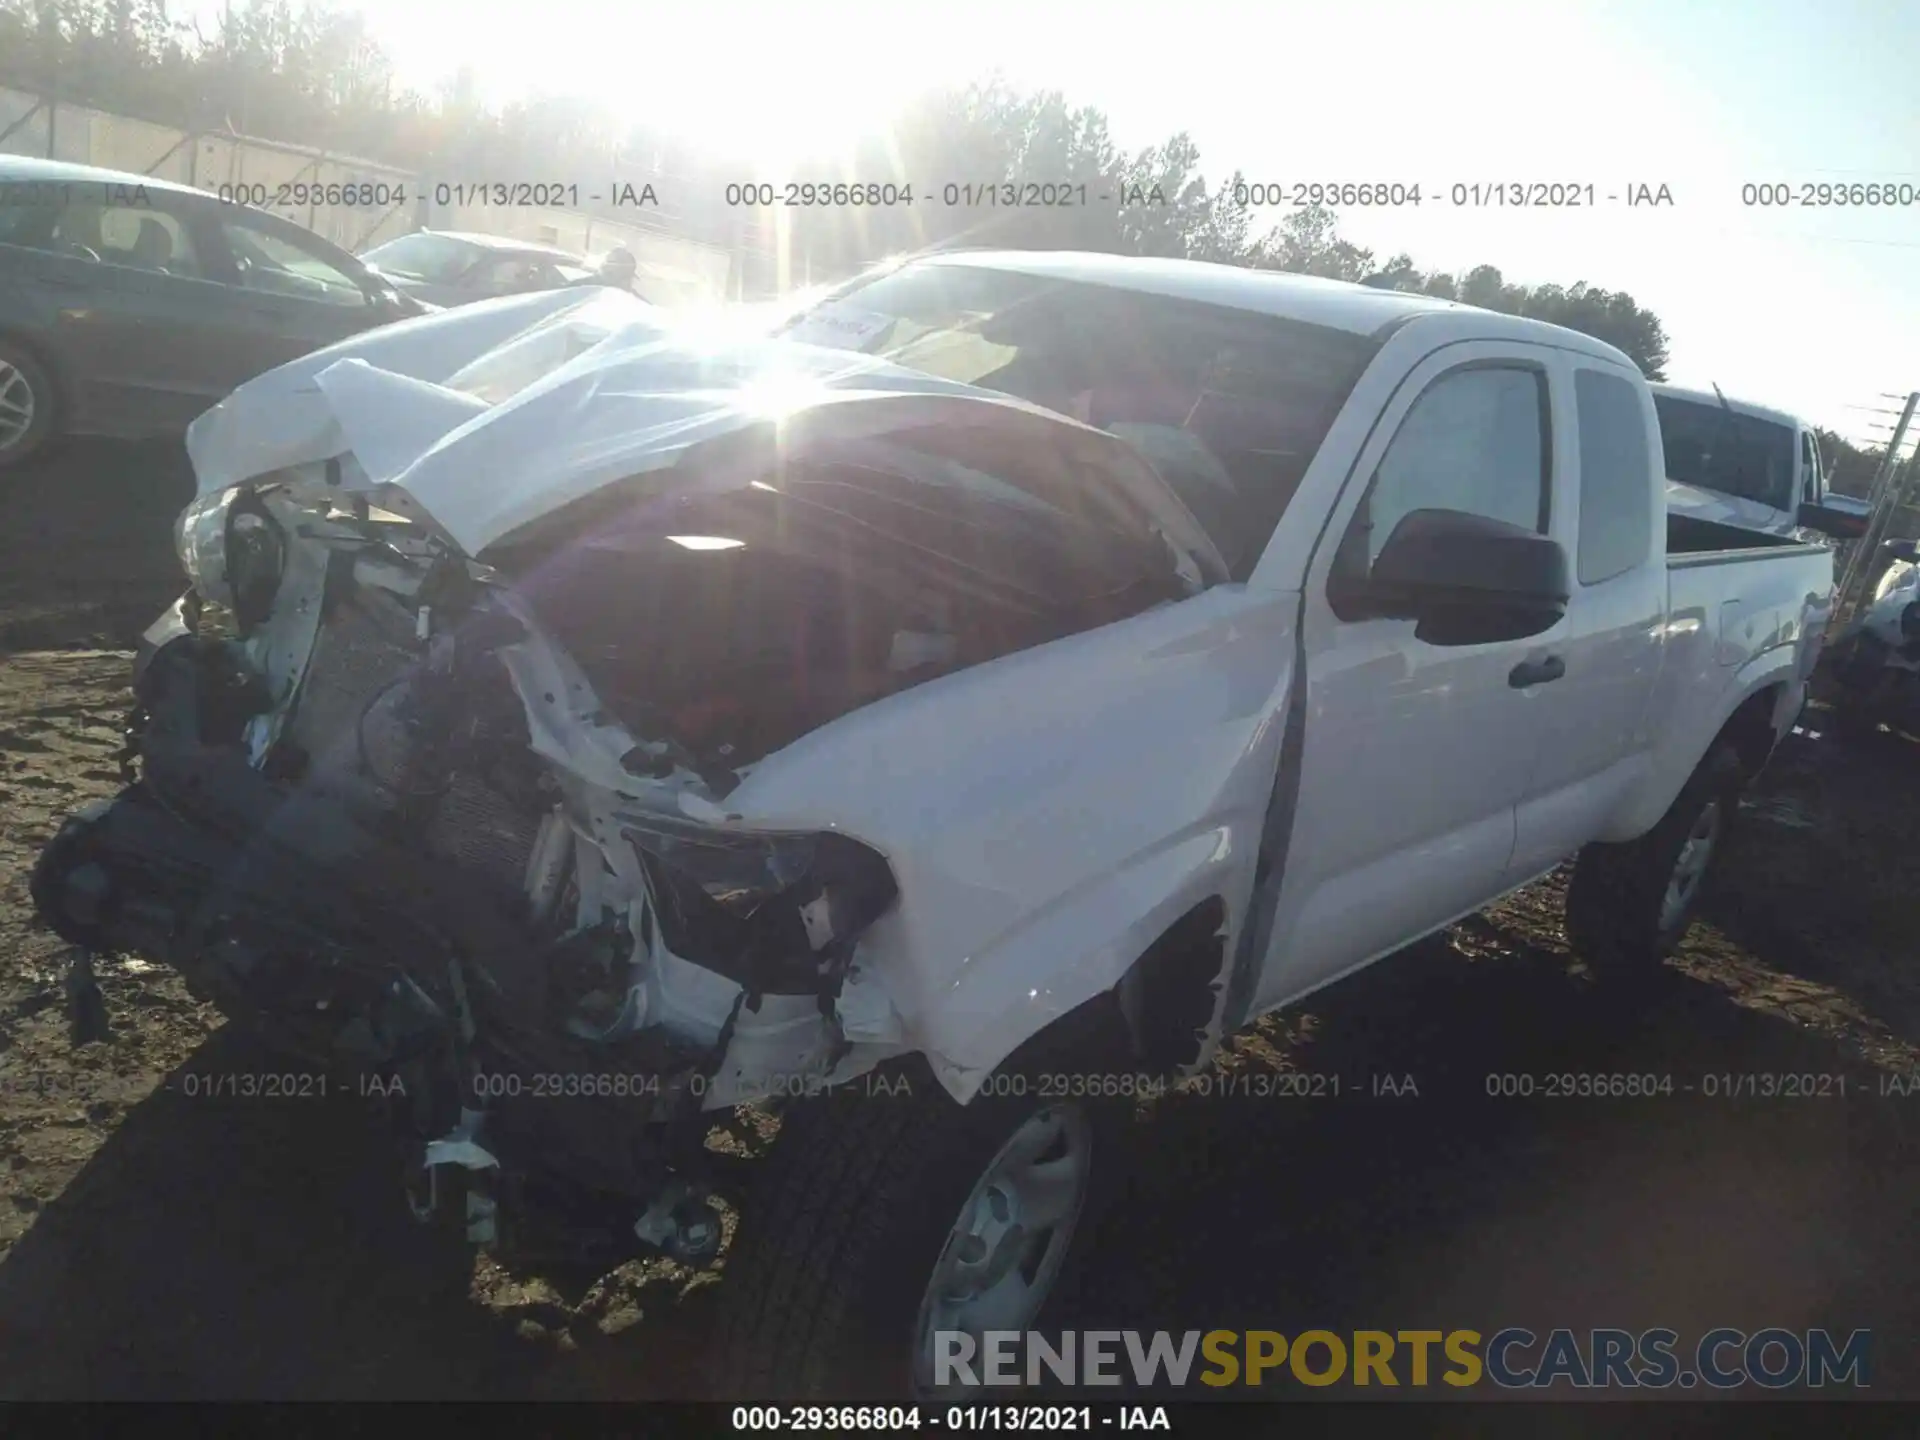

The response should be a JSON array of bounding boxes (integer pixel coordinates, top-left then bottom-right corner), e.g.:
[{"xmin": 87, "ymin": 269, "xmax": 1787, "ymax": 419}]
[{"xmin": 0, "ymin": 439, "xmax": 194, "ymax": 653}]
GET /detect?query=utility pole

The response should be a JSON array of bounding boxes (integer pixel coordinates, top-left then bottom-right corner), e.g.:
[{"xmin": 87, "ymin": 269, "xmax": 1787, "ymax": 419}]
[{"xmin": 1831, "ymin": 389, "xmax": 1920, "ymax": 635}]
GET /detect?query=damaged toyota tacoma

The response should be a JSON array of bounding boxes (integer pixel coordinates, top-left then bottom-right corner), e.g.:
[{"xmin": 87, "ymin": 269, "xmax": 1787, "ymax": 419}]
[{"xmin": 30, "ymin": 258, "xmax": 1840, "ymax": 1398}]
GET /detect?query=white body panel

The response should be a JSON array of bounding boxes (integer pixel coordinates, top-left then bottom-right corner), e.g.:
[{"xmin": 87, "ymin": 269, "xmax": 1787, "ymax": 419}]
[
  {"xmin": 183, "ymin": 255, "xmax": 1838, "ymax": 1108},
  {"xmin": 715, "ymin": 584, "xmax": 1294, "ymax": 1093}
]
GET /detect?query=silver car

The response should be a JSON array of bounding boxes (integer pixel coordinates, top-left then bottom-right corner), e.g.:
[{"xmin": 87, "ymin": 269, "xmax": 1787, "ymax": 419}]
[{"xmin": 359, "ymin": 229, "xmax": 600, "ymax": 308}]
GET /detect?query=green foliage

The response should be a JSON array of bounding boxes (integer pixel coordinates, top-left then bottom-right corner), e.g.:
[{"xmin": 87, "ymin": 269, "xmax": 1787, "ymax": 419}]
[
  {"xmin": 1814, "ymin": 427, "xmax": 1891, "ymax": 499},
  {"xmin": 0, "ymin": 0, "xmax": 1670, "ymax": 373},
  {"xmin": 1355, "ymin": 258, "xmax": 1670, "ymax": 379}
]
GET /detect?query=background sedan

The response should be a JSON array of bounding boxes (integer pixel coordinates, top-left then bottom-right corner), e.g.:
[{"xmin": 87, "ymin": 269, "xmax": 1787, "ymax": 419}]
[
  {"xmin": 0, "ymin": 155, "xmax": 430, "ymax": 470},
  {"xmin": 359, "ymin": 229, "xmax": 600, "ymax": 308}
]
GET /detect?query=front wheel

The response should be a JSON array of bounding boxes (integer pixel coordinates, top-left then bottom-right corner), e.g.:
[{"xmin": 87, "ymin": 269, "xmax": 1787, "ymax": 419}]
[
  {"xmin": 1565, "ymin": 743, "xmax": 1746, "ymax": 984},
  {"xmin": 711, "ymin": 1075, "xmax": 1104, "ymax": 1401}
]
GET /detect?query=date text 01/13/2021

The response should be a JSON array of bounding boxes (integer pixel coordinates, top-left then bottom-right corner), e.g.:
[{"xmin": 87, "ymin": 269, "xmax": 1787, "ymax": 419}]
[{"xmin": 729, "ymin": 1406, "xmax": 1171, "ymax": 1431}]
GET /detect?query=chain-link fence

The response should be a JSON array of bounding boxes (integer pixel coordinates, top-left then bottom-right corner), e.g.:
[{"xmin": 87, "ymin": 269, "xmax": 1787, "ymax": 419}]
[{"xmin": 0, "ymin": 84, "xmax": 765, "ymax": 303}]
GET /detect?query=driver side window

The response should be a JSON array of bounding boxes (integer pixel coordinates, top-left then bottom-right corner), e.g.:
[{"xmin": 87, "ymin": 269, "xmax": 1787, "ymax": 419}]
[
  {"xmin": 482, "ymin": 257, "xmax": 557, "ymax": 292},
  {"xmin": 1337, "ymin": 364, "xmax": 1550, "ymax": 585},
  {"xmin": 218, "ymin": 219, "xmax": 368, "ymax": 308}
]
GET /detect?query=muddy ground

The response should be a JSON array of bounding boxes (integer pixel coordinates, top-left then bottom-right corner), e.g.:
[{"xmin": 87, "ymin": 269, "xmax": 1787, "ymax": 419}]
[{"xmin": 2, "ymin": 440, "xmax": 1918, "ymax": 1409}]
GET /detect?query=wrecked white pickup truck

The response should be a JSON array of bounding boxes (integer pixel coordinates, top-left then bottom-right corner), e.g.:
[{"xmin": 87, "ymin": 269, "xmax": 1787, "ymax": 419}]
[{"xmin": 32, "ymin": 256, "xmax": 1839, "ymax": 1399}]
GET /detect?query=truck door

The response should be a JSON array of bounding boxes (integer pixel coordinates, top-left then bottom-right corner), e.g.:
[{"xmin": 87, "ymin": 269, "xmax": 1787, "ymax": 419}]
[
  {"xmin": 1508, "ymin": 358, "xmax": 1665, "ymax": 877},
  {"xmin": 1249, "ymin": 342, "xmax": 1563, "ymax": 1012}
]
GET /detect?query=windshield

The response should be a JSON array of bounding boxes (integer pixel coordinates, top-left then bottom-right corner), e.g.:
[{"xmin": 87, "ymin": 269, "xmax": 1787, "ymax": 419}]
[
  {"xmin": 361, "ymin": 232, "xmax": 481, "ymax": 284},
  {"xmin": 778, "ymin": 260, "xmax": 1380, "ymax": 580},
  {"xmin": 1653, "ymin": 394, "xmax": 1797, "ymax": 513}
]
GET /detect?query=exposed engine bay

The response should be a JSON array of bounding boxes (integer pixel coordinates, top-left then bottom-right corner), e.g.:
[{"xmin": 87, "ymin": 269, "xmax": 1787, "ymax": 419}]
[{"xmin": 29, "ymin": 304, "xmax": 1217, "ymax": 1265}]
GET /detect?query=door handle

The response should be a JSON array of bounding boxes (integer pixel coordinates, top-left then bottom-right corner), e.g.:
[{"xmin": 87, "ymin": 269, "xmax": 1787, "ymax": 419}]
[{"xmin": 1509, "ymin": 655, "xmax": 1566, "ymax": 688}]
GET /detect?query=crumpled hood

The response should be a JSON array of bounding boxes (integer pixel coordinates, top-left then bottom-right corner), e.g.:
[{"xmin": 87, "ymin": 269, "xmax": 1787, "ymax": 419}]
[{"xmin": 185, "ymin": 287, "xmax": 1227, "ymax": 575}]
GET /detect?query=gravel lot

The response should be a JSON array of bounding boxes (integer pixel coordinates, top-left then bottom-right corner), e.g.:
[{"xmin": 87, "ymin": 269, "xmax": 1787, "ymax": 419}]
[{"xmin": 2, "ymin": 439, "xmax": 1917, "ymax": 1404}]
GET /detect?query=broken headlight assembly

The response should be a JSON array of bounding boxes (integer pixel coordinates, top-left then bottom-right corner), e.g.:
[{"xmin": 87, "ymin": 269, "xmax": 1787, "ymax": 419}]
[
  {"xmin": 623, "ymin": 816, "xmax": 898, "ymax": 995},
  {"xmin": 174, "ymin": 486, "xmax": 287, "ymax": 631}
]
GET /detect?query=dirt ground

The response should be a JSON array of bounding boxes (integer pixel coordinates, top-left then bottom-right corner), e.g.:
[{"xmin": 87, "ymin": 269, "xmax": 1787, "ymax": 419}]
[{"xmin": 2, "ymin": 439, "xmax": 1919, "ymax": 1406}]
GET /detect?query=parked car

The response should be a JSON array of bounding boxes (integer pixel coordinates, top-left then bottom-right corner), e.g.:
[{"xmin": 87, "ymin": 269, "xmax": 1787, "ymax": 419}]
[
  {"xmin": 0, "ymin": 155, "xmax": 432, "ymax": 470},
  {"xmin": 1824, "ymin": 537, "xmax": 1920, "ymax": 733},
  {"xmin": 1651, "ymin": 381, "xmax": 1866, "ymax": 541},
  {"xmin": 31, "ymin": 255, "xmax": 1840, "ymax": 1400},
  {"xmin": 359, "ymin": 229, "xmax": 599, "ymax": 308}
]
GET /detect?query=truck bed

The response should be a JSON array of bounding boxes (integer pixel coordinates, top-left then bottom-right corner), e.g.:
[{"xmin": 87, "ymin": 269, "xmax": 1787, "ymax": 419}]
[{"xmin": 1667, "ymin": 511, "xmax": 1808, "ymax": 555}]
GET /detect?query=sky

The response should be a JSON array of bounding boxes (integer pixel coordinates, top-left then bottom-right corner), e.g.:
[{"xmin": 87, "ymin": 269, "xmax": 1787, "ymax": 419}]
[{"xmin": 186, "ymin": 0, "xmax": 1919, "ymax": 446}]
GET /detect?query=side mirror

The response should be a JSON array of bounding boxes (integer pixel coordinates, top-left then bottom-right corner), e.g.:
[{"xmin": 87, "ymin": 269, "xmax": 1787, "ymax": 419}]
[
  {"xmin": 1367, "ymin": 508, "xmax": 1570, "ymax": 645},
  {"xmin": 1797, "ymin": 501, "xmax": 1868, "ymax": 540},
  {"xmin": 1885, "ymin": 538, "xmax": 1919, "ymax": 564}
]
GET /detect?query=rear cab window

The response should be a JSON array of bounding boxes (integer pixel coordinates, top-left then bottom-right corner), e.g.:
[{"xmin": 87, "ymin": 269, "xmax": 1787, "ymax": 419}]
[
  {"xmin": 1652, "ymin": 393, "xmax": 1796, "ymax": 513},
  {"xmin": 1572, "ymin": 368, "xmax": 1655, "ymax": 584}
]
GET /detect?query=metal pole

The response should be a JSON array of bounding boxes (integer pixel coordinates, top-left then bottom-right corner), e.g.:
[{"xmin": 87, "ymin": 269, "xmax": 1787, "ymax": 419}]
[
  {"xmin": 1860, "ymin": 393, "xmax": 1917, "ymax": 514},
  {"xmin": 1832, "ymin": 389, "xmax": 1920, "ymax": 634},
  {"xmin": 0, "ymin": 98, "xmax": 48, "ymax": 150}
]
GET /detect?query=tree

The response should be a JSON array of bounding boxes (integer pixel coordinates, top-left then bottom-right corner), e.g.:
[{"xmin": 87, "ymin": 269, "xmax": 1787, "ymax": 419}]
[
  {"xmin": 0, "ymin": 1, "xmax": 1675, "ymax": 375},
  {"xmin": 1249, "ymin": 204, "xmax": 1376, "ymax": 281},
  {"xmin": 1814, "ymin": 427, "xmax": 1888, "ymax": 499}
]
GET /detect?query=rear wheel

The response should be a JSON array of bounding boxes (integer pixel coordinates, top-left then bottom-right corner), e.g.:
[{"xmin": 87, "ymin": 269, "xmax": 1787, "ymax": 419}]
[
  {"xmin": 1565, "ymin": 743, "xmax": 1746, "ymax": 985},
  {"xmin": 0, "ymin": 339, "xmax": 58, "ymax": 471}
]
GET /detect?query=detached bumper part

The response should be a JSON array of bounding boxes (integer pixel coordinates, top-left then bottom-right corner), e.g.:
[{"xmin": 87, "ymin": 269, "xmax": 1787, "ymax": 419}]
[
  {"xmin": 407, "ymin": 1109, "xmax": 503, "ymax": 1245},
  {"xmin": 632, "ymin": 1179, "xmax": 725, "ymax": 1263},
  {"xmin": 27, "ymin": 622, "xmax": 877, "ymax": 1265}
]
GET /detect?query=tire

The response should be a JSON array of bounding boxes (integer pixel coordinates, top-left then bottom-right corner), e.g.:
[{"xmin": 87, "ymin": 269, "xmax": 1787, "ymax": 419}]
[
  {"xmin": 712, "ymin": 1040, "xmax": 1128, "ymax": 1401},
  {"xmin": 1565, "ymin": 743, "xmax": 1746, "ymax": 984},
  {"xmin": 0, "ymin": 337, "xmax": 59, "ymax": 471}
]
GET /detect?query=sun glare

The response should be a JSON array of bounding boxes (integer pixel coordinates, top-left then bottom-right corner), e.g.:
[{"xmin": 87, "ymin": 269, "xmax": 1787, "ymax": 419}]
[
  {"xmin": 606, "ymin": 38, "xmax": 920, "ymax": 178},
  {"xmin": 736, "ymin": 370, "xmax": 835, "ymax": 421}
]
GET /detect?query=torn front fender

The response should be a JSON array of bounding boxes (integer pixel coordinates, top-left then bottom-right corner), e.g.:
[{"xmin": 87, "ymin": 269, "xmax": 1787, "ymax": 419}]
[{"xmin": 695, "ymin": 583, "xmax": 1300, "ymax": 1102}]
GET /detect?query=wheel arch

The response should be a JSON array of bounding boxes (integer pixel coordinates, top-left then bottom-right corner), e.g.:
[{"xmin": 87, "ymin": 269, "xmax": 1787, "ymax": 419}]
[
  {"xmin": 922, "ymin": 852, "xmax": 1247, "ymax": 1107},
  {"xmin": 1716, "ymin": 680, "xmax": 1790, "ymax": 781},
  {"xmin": 1603, "ymin": 659, "xmax": 1796, "ymax": 842}
]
